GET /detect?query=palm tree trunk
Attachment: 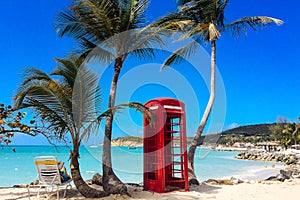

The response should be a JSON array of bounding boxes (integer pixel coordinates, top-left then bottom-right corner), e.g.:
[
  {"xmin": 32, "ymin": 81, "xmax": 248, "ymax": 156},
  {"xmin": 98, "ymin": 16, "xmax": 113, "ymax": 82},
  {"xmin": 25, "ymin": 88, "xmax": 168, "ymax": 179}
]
[
  {"xmin": 102, "ymin": 57, "xmax": 128, "ymax": 195},
  {"xmin": 70, "ymin": 148, "xmax": 107, "ymax": 198},
  {"xmin": 187, "ymin": 40, "xmax": 216, "ymax": 185}
]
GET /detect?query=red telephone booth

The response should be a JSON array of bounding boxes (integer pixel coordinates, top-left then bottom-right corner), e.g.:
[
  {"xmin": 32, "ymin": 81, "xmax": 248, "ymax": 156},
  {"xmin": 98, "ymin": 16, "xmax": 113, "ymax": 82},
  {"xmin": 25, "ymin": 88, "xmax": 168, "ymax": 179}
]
[{"xmin": 143, "ymin": 98, "xmax": 189, "ymax": 193}]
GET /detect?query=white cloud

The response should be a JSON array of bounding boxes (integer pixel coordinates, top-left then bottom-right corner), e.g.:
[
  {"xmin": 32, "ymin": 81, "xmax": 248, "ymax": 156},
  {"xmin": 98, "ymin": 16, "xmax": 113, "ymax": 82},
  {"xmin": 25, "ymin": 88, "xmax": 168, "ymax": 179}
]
[{"xmin": 227, "ymin": 122, "xmax": 239, "ymax": 130}]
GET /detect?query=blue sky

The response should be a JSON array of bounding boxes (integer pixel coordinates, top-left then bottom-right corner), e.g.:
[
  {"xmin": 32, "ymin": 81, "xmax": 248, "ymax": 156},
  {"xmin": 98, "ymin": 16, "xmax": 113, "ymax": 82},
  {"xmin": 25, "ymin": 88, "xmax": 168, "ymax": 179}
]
[{"xmin": 0, "ymin": 0, "xmax": 299, "ymax": 145}]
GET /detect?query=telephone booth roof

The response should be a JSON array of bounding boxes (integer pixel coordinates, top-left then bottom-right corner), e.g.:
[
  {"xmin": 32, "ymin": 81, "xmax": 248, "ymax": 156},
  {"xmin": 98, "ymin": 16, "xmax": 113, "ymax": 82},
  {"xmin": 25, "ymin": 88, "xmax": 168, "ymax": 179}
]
[{"xmin": 145, "ymin": 98, "xmax": 185, "ymax": 113}]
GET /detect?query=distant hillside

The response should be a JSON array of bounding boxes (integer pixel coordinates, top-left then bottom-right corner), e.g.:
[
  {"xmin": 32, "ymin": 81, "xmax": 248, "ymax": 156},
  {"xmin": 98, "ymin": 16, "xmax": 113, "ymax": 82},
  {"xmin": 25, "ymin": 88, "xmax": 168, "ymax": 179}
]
[
  {"xmin": 194, "ymin": 123, "xmax": 277, "ymax": 145},
  {"xmin": 213, "ymin": 123, "xmax": 276, "ymax": 146},
  {"xmin": 220, "ymin": 123, "xmax": 276, "ymax": 137},
  {"xmin": 111, "ymin": 136, "xmax": 143, "ymax": 147}
]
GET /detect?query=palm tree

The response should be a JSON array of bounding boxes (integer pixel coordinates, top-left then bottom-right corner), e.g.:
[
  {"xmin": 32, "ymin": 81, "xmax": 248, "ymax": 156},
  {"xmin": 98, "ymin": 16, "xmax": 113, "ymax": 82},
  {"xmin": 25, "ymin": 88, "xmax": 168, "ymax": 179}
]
[
  {"xmin": 156, "ymin": 0, "xmax": 283, "ymax": 184},
  {"xmin": 270, "ymin": 118, "xmax": 289, "ymax": 149},
  {"xmin": 283, "ymin": 122, "xmax": 300, "ymax": 146},
  {"xmin": 56, "ymin": 0, "xmax": 161, "ymax": 193},
  {"xmin": 14, "ymin": 56, "xmax": 148, "ymax": 198}
]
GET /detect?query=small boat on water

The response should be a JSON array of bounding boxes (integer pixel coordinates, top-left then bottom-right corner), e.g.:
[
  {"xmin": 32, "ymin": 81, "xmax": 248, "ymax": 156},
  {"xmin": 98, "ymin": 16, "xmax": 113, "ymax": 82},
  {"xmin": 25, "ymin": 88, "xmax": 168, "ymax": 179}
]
[{"xmin": 128, "ymin": 146, "xmax": 137, "ymax": 149}]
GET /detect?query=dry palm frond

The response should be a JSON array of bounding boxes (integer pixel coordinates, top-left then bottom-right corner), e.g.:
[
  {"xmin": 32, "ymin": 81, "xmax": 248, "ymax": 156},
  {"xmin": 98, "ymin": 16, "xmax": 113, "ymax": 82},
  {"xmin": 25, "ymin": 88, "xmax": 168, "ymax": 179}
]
[
  {"xmin": 227, "ymin": 16, "xmax": 283, "ymax": 37},
  {"xmin": 208, "ymin": 23, "xmax": 221, "ymax": 41}
]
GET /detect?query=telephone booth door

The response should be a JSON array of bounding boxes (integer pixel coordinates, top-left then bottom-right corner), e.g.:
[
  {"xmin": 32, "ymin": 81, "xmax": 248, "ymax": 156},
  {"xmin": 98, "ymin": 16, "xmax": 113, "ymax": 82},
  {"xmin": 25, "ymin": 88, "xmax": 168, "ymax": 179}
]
[{"xmin": 144, "ymin": 98, "xmax": 189, "ymax": 193}]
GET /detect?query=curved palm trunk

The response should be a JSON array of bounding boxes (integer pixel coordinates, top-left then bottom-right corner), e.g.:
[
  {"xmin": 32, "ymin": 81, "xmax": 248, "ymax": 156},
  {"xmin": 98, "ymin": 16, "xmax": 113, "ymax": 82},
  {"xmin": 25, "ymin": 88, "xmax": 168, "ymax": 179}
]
[
  {"xmin": 293, "ymin": 125, "xmax": 299, "ymax": 145},
  {"xmin": 102, "ymin": 58, "xmax": 128, "ymax": 195},
  {"xmin": 293, "ymin": 133, "xmax": 297, "ymax": 145},
  {"xmin": 70, "ymin": 148, "xmax": 107, "ymax": 198},
  {"xmin": 187, "ymin": 40, "xmax": 216, "ymax": 185}
]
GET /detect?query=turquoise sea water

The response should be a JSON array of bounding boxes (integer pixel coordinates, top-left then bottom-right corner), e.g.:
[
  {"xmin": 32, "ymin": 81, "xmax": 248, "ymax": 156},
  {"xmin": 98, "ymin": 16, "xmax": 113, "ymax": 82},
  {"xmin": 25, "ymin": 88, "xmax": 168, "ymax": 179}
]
[{"xmin": 0, "ymin": 146, "xmax": 279, "ymax": 187}]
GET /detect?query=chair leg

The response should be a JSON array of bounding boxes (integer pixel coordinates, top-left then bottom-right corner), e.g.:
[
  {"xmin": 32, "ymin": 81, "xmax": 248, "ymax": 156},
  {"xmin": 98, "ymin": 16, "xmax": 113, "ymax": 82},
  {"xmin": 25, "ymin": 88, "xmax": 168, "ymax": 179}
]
[
  {"xmin": 63, "ymin": 183, "xmax": 72, "ymax": 198},
  {"xmin": 57, "ymin": 186, "xmax": 60, "ymax": 200},
  {"xmin": 37, "ymin": 186, "xmax": 41, "ymax": 199},
  {"xmin": 45, "ymin": 187, "xmax": 51, "ymax": 199},
  {"xmin": 63, "ymin": 187, "xmax": 67, "ymax": 198},
  {"xmin": 27, "ymin": 186, "xmax": 31, "ymax": 200}
]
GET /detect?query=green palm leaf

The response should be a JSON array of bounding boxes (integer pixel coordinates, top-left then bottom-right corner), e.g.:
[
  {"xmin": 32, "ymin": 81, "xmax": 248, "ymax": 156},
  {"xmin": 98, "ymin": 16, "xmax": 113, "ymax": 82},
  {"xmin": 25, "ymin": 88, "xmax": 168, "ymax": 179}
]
[
  {"xmin": 227, "ymin": 16, "xmax": 283, "ymax": 37},
  {"xmin": 161, "ymin": 40, "xmax": 199, "ymax": 70},
  {"xmin": 14, "ymin": 55, "xmax": 100, "ymax": 143},
  {"xmin": 81, "ymin": 102, "xmax": 153, "ymax": 142},
  {"xmin": 56, "ymin": 0, "xmax": 160, "ymax": 63}
]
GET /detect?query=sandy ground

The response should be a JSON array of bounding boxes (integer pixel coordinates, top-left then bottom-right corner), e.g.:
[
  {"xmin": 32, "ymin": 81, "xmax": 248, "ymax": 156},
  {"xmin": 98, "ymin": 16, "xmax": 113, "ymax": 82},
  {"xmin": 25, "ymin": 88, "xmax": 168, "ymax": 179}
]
[{"xmin": 1, "ymin": 179, "xmax": 300, "ymax": 200}]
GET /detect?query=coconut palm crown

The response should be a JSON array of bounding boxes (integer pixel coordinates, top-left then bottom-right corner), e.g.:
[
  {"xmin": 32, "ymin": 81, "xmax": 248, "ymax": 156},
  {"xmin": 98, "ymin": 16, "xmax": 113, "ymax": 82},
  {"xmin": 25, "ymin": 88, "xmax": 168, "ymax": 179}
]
[
  {"xmin": 56, "ymin": 0, "xmax": 158, "ymax": 61},
  {"xmin": 157, "ymin": 0, "xmax": 283, "ymax": 67}
]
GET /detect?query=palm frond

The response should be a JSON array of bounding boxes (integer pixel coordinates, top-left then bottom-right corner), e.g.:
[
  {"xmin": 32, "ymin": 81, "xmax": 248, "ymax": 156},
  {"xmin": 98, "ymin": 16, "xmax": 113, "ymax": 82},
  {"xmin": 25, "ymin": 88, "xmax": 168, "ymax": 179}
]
[
  {"xmin": 56, "ymin": 0, "xmax": 120, "ymax": 44},
  {"xmin": 178, "ymin": 22, "xmax": 209, "ymax": 41},
  {"xmin": 52, "ymin": 57, "xmax": 79, "ymax": 89},
  {"xmin": 55, "ymin": 9, "xmax": 89, "ymax": 39},
  {"xmin": 176, "ymin": 0, "xmax": 192, "ymax": 6},
  {"xmin": 155, "ymin": 13, "xmax": 193, "ymax": 31},
  {"xmin": 161, "ymin": 40, "xmax": 199, "ymax": 70},
  {"xmin": 15, "ymin": 82, "xmax": 74, "ymax": 138},
  {"xmin": 23, "ymin": 98, "xmax": 69, "ymax": 138},
  {"xmin": 154, "ymin": 0, "xmax": 224, "ymax": 40},
  {"xmin": 208, "ymin": 23, "xmax": 221, "ymax": 41},
  {"xmin": 15, "ymin": 68, "xmax": 65, "ymax": 108},
  {"xmin": 130, "ymin": 48, "xmax": 155, "ymax": 61},
  {"xmin": 75, "ymin": 37, "xmax": 115, "ymax": 64},
  {"xmin": 80, "ymin": 102, "xmax": 153, "ymax": 142},
  {"xmin": 121, "ymin": 102, "xmax": 153, "ymax": 124},
  {"xmin": 14, "ymin": 55, "xmax": 92, "ymax": 139},
  {"xmin": 20, "ymin": 68, "xmax": 52, "ymax": 86},
  {"xmin": 179, "ymin": 0, "xmax": 216, "ymax": 23},
  {"xmin": 120, "ymin": 0, "xmax": 150, "ymax": 30},
  {"xmin": 15, "ymin": 81, "xmax": 72, "ymax": 118},
  {"xmin": 72, "ymin": 64, "xmax": 102, "ymax": 132},
  {"xmin": 216, "ymin": 0, "xmax": 229, "ymax": 27},
  {"xmin": 125, "ymin": 27, "xmax": 165, "ymax": 61},
  {"xmin": 56, "ymin": 0, "xmax": 159, "ymax": 64},
  {"xmin": 226, "ymin": 16, "xmax": 283, "ymax": 37},
  {"xmin": 77, "ymin": 0, "xmax": 120, "ymax": 38},
  {"xmin": 14, "ymin": 54, "xmax": 104, "ymax": 143}
]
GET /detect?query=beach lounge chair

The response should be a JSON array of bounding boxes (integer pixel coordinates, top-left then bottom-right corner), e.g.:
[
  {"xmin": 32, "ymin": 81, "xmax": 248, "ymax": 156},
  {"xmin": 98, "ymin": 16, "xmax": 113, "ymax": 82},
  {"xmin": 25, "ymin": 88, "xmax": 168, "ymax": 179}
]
[{"xmin": 27, "ymin": 156, "xmax": 72, "ymax": 199}]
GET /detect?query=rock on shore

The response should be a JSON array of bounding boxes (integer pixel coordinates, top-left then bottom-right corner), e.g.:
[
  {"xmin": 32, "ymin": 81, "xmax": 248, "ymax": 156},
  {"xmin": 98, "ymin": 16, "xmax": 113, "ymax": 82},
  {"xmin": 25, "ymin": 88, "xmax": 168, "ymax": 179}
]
[{"xmin": 235, "ymin": 151, "xmax": 300, "ymax": 180}]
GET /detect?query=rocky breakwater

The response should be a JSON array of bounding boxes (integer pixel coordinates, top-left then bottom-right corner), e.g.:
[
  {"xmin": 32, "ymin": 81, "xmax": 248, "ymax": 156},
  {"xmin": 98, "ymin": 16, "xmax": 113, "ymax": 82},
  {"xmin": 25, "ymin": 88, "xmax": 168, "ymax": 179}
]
[
  {"xmin": 236, "ymin": 151, "xmax": 300, "ymax": 181},
  {"xmin": 236, "ymin": 151, "xmax": 299, "ymax": 164}
]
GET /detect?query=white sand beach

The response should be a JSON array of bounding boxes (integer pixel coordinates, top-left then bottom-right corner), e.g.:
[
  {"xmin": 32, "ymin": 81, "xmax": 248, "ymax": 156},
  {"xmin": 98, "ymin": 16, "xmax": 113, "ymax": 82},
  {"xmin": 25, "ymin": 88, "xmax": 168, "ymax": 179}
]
[
  {"xmin": 1, "ymin": 151, "xmax": 299, "ymax": 200},
  {"xmin": 1, "ymin": 179, "xmax": 300, "ymax": 200}
]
